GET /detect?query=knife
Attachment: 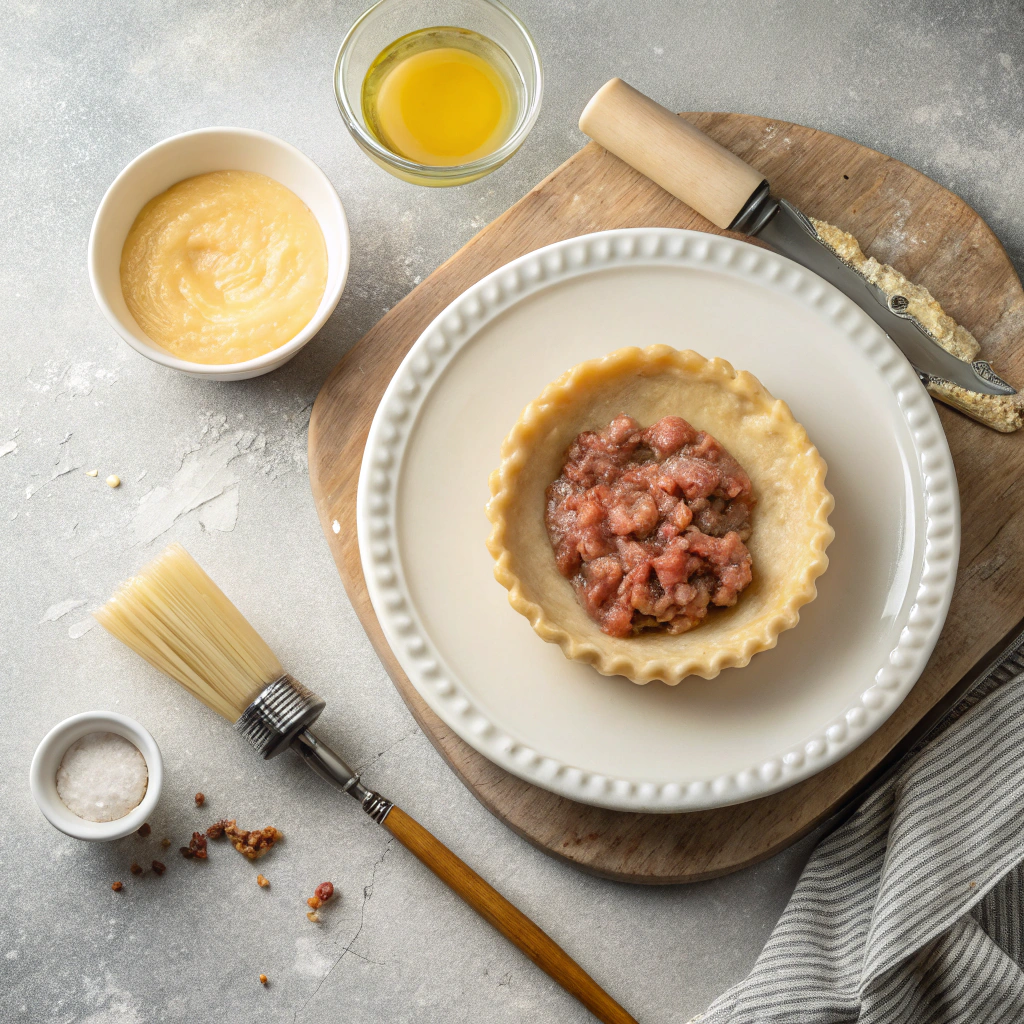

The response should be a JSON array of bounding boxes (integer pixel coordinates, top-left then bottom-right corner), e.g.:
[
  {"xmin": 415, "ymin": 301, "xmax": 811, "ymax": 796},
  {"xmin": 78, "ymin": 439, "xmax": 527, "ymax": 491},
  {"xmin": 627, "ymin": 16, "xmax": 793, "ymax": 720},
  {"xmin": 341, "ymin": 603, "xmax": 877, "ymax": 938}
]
[{"xmin": 578, "ymin": 78, "xmax": 1015, "ymax": 399}]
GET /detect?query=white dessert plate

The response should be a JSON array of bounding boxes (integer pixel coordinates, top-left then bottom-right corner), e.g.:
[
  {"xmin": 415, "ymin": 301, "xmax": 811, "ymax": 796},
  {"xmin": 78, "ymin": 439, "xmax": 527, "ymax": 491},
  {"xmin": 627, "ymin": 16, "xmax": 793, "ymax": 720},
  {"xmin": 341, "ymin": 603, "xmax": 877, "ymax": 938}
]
[{"xmin": 357, "ymin": 229, "xmax": 959, "ymax": 813}]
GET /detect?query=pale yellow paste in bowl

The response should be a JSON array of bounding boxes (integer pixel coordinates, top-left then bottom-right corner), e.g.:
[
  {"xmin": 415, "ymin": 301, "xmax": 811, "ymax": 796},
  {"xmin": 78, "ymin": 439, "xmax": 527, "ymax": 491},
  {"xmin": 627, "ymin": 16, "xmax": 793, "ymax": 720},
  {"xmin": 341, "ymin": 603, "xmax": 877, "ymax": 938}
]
[{"xmin": 119, "ymin": 170, "xmax": 327, "ymax": 365}]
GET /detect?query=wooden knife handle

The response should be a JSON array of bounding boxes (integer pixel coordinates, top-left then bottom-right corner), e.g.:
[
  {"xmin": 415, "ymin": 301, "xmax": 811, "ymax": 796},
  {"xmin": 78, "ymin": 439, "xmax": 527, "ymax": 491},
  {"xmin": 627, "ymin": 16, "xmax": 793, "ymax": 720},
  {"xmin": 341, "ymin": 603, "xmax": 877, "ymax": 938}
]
[
  {"xmin": 382, "ymin": 805, "xmax": 638, "ymax": 1024},
  {"xmin": 579, "ymin": 77, "xmax": 765, "ymax": 230}
]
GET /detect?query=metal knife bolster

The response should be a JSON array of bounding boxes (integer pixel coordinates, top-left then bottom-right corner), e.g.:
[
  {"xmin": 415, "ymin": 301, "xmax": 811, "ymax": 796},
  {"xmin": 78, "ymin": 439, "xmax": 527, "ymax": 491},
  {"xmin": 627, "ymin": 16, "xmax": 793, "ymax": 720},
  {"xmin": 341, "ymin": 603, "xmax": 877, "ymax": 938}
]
[{"xmin": 729, "ymin": 191, "xmax": 1015, "ymax": 398}]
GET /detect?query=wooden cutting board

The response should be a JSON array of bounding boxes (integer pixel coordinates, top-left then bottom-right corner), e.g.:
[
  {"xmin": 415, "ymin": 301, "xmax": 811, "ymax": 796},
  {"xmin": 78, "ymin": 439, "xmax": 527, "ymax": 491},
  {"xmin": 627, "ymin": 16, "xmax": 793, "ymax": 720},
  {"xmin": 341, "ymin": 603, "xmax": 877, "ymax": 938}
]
[{"xmin": 309, "ymin": 113, "xmax": 1024, "ymax": 883}]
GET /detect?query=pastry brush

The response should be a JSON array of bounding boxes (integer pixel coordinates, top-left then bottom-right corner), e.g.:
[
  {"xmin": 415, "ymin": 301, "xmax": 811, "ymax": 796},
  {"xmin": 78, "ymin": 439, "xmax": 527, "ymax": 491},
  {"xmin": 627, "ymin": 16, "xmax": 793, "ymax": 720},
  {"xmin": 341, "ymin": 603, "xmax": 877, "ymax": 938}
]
[{"xmin": 95, "ymin": 543, "xmax": 636, "ymax": 1024}]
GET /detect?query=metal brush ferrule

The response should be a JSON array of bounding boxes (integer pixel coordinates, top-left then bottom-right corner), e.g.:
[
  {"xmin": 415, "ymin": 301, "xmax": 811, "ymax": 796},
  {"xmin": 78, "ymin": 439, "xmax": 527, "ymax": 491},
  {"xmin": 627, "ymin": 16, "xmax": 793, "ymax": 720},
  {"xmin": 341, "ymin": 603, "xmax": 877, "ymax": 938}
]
[
  {"xmin": 360, "ymin": 789, "xmax": 393, "ymax": 823},
  {"xmin": 292, "ymin": 728, "xmax": 393, "ymax": 823},
  {"xmin": 235, "ymin": 675, "xmax": 326, "ymax": 759},
  {"xmin": 236, "ymin": 677, "xmax": 393, "ymax": 823}
]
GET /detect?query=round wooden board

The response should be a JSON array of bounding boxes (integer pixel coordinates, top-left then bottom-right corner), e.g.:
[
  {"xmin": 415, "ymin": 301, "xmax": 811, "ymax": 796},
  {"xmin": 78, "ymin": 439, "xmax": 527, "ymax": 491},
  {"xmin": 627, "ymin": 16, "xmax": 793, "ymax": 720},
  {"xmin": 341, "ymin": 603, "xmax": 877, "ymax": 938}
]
[{"xmin": 309, "ymin": 113, "xmax": 1024, "ymax": 883}]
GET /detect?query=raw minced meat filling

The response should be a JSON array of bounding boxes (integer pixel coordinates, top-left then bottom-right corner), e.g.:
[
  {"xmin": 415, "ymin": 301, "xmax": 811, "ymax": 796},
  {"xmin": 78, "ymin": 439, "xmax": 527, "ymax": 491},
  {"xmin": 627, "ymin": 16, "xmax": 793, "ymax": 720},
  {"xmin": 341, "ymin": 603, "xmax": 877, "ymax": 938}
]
[{"xmin": 545, "ymin": 414, "xmax": 755, "ymax": 637}]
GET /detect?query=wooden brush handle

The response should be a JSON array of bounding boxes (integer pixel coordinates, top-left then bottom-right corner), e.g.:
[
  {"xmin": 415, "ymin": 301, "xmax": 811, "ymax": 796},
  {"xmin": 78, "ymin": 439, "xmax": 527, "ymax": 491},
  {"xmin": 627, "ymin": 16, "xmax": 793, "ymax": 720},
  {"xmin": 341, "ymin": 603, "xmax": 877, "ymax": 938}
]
[
  {"xmin": 579, "ymin": 77, "xmax": 765, "ymax": 230},
  {"xmin": 383, "ymin": 806, "xmax": 638, "ymax": 1024}
]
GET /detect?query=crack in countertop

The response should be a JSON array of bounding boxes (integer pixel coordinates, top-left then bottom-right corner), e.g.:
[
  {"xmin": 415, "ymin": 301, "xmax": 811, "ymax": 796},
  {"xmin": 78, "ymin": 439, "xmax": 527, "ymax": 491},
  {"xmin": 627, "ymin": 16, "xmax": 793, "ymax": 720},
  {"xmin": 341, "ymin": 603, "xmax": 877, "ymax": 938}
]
[{"xmin": 293, "ymin": 836, "xmax": 395, "ymax": 1021}]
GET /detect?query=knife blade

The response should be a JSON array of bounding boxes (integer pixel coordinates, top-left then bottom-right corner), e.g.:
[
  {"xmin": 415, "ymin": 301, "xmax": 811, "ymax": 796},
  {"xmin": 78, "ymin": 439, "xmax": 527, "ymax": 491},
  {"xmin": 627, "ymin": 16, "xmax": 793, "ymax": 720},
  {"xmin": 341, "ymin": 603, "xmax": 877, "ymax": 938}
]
[
  {"xmin": 752, "ymin": 199, "xmax": 1014, "ymax": 396},
  {"xmin": 578, "ymin": 78, "xmax": 1016, "ymax": 399}
]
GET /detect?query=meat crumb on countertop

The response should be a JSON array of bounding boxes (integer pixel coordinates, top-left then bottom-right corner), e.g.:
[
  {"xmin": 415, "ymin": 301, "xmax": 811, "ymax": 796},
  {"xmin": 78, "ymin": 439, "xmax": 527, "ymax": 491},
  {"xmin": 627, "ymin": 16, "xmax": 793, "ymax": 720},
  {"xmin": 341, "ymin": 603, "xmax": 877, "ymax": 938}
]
[
  {"xmin": 307, "ymin": 881, "xmax": 336, "ymax": 913},
  {"xmin": 180, "ymin": 832, "xmax": 208, "ymax": 859},
  {"xmin": 206, "ymin": 819, "xmax": 282, "ymax": 859}
]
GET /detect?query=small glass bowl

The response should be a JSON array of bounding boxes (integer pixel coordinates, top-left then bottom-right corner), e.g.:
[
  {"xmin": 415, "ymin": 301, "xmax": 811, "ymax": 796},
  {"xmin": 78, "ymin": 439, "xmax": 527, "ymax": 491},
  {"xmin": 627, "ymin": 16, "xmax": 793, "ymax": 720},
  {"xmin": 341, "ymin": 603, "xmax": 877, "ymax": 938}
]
[{"xmin": 335, "ymin": 0, "xmax": 542, "ymax": 187}]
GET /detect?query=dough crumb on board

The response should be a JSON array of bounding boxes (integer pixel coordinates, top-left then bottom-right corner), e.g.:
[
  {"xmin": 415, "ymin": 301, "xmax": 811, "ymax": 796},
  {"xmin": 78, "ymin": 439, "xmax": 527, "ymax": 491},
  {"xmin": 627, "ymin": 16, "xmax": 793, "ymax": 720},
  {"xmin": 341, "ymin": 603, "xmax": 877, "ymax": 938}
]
[{"xmin": 811, "ymin": 218, "xmax": 1022, "ymax": 433}]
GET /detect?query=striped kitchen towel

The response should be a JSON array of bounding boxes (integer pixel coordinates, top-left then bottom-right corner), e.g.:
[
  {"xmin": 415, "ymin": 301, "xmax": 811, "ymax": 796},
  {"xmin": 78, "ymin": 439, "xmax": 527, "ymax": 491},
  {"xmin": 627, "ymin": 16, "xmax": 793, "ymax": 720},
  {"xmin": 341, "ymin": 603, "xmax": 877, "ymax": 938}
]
[{"xmin": 697, "ymin": 639, "xmax": 1024, "ymax": 1024}]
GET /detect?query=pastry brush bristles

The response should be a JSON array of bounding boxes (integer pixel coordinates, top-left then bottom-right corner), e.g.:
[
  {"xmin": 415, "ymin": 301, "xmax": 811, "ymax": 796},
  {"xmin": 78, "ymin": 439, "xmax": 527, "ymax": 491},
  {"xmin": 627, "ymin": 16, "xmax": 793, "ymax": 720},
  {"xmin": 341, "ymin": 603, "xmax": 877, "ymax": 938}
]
[{"xmin": 94, "ymin": 543, "xmax": 284, "ymax": 722}]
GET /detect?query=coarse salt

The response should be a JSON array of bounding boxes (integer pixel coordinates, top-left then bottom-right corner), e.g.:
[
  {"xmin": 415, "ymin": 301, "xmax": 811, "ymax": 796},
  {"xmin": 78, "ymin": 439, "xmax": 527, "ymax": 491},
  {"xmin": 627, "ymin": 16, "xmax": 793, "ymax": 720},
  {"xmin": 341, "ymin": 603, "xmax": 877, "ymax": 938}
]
[{"xmin": 55, "ymin": 732, "xmax": 148, "ymax": 822}]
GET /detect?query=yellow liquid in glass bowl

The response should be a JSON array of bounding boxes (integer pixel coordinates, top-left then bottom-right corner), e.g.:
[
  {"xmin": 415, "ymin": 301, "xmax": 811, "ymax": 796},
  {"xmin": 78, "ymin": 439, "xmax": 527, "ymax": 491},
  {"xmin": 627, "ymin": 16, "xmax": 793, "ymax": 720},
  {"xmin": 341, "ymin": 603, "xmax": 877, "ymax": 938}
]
[{"xmin": 362, "ymin": 27, "xmax": 521, "ymax": 166}]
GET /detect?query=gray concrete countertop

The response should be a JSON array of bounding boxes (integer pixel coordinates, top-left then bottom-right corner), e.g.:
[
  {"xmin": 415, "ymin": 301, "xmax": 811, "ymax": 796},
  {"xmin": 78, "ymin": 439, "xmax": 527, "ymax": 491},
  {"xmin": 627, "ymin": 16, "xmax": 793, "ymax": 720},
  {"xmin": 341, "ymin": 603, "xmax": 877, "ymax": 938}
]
[{"xmin": 2, "ymin": 1, "xmax": 1021, "ymax": 1021}]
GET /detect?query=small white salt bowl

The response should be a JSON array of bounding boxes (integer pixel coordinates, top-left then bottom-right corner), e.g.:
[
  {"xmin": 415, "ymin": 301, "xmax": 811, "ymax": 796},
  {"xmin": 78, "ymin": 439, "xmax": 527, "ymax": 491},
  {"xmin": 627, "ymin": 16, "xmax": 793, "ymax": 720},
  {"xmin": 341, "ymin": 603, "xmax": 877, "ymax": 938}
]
[
  {"xmin": 88, "ymin": 127, "xmax": 350, "ymax": 381},
  {"xmin": 30, "ymin": 711, "xmax": 163, "ymax": 841}
]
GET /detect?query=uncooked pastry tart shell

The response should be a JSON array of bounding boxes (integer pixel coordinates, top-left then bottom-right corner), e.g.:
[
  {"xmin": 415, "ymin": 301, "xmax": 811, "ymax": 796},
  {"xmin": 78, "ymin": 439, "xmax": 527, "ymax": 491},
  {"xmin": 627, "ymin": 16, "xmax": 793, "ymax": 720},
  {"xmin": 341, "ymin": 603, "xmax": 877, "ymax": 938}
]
[{"xmin": 485, "ymin": 345, "xmax": 835, "ymax": 684}]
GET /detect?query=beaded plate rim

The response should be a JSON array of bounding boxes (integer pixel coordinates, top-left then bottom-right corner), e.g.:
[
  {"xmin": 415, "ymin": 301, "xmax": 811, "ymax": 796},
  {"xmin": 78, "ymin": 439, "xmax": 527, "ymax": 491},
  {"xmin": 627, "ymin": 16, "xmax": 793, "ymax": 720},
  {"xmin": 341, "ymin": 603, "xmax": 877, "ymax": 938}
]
[{"xmin": 356, "ymin": 228, "xmax": 959, "ymax": 813}]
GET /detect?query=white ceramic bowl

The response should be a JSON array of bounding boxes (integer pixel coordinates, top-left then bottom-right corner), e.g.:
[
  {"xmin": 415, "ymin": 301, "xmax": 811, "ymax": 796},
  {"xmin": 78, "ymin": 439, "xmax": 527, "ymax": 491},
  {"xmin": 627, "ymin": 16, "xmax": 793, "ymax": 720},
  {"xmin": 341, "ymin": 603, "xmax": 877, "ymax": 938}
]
[
  {"xmin": 88, "ymin": 128, "xmax": 350, "ymax": 381},
  {"xmin": 30, "ymin": 711, "xmax": 163, "ymax": 841}
]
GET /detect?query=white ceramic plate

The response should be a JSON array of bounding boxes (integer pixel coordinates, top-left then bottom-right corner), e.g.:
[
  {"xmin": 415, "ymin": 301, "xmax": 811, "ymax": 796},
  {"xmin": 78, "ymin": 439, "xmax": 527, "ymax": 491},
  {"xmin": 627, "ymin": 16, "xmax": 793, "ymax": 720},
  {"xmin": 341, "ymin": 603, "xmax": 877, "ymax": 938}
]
[{"xmin": 357, "ymin": 229, "xmax": 959, "ymax": 813}]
